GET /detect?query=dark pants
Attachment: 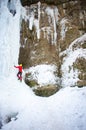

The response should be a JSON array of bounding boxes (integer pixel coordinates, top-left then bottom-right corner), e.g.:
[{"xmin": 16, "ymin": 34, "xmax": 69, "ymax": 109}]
[{"xmin": 17, "ymin": 71, "xmax": 22, "ymax": 79}]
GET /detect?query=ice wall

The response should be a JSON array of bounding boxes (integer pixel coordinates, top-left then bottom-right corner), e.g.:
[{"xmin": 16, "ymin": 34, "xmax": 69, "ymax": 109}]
[{"xmin": 0, "ymin": 0, "xmax": 21, "ymax": 77}]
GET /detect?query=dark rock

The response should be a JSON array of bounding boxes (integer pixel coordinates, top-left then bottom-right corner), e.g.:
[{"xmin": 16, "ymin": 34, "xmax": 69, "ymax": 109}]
[
  {"xmin": 0, "ymin": 121, "xmax": 2, "ymax": 129},
  {"xmin": 10, "ymin": 10, "xmax": 16, "ymax": 16},
  {"xmin": 33, "ymin": 84, "xmax": 61, "ymax": 97},
  {"xmin": 77, "ymin": 81, "xmax": 86, "ymax": 88},
  {"xmin": 20, "ymin": 0, "xmax": 86, "ymax": 9}
]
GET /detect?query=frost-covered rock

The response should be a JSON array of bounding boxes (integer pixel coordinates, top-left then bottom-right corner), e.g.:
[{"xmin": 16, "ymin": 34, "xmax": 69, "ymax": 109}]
[
  {"xmin": 24, "ymin": 64, "xmax": 61, "ymax": 96},
  {"xmin": 19, "ymin": 1, "xmax": 86, "ymax": 91}
]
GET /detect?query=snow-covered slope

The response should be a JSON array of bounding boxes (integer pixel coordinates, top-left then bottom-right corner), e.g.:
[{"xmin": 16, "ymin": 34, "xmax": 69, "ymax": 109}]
[
  {"xmin": 0, "ymin": 0, "xmax": 86, "ymax": 130},
  {"xmin": 1, "ymin": 77, "xmax": 86, "ymax": 130}
]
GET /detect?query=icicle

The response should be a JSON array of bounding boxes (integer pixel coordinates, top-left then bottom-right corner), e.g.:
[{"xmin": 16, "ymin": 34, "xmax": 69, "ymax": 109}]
[
  {"xmin": 36, "ymin": 2, "xmax": 41, "ymax": 39},
  {"xmin": 29, "ymin": 13, "xmax": 34, "ymax": 30},
  {"xmin": 60, "ymin": 18, "xmax": 68, "ymax": 40},
  {"xmin": 45, "ymin": 7, "xmax": 59, "ymax": 45},
  {"xmin": 33, "ymin": 2, "xmax": 41, "ymax": 39}
]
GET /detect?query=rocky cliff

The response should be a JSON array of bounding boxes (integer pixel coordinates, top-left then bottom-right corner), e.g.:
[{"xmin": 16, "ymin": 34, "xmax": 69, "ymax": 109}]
[
  {"xmin": 18, "ymin": 0, "xmax": 86, "ymax": 96},
  {"xmin": 21, "ymin": 0, "xmax": 86, "ymax": 8}
]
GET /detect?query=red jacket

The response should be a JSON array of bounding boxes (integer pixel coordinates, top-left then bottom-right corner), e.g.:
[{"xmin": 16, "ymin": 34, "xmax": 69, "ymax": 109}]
[{"xmin": 14, "ymin": 66, "xmax": 22, "ymax": 72}]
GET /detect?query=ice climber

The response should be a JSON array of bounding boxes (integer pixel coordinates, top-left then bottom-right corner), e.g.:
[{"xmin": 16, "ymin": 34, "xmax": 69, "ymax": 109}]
[{"xmin": 14, "ymin": 64, "xmax": 23, "ymax": 80}]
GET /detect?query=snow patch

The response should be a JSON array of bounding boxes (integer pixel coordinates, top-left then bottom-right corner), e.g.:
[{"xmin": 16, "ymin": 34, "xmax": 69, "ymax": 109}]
[
  {"xmin": 61, "ymin": 34, "xmax": 86, "ymax": 87},
  {"xmin": 25, "ymin": 64, "xmax": 58, "ymax": 86}
]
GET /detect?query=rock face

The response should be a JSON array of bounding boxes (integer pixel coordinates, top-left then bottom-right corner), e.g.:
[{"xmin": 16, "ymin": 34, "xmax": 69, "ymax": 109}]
[
  {"xmin": 19, "ymin": 3, "xmax": 60, "ymax": 67},
  {"xmin": 19, "ymin": 0, "xmax": 86, "ymax": 96},
  {"xmin": 20, "ymin": 0, "xmax": 86, "ymax": 31},
  {"xmin": 20, "ymin": 0, "xmax": 86, "ymax": 9}
]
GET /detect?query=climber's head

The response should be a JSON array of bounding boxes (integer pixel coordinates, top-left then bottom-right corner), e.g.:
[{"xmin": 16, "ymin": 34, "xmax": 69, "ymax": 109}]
[{"xmin": 20, "ymin": 64, "xmax": 22, "ymax": 66}]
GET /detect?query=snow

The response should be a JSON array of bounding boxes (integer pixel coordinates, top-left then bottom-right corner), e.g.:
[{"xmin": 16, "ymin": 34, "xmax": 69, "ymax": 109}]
[
  {"xmin": 25, "ymin": 64, "xmax": 58, "ymax": 86},
  {"xmin": 61, "ymin": 34, "xmax": 86, "ymax": 87},
  {"xmin": 0, "ymin": 0, "xmax": 86, "ymax": 130}
]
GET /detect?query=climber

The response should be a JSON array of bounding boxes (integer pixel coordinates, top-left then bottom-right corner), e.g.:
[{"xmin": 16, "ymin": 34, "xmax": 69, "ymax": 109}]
[{"xmin": 14, "ymin": 64, "xmax": 23, "ymax": 80}]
